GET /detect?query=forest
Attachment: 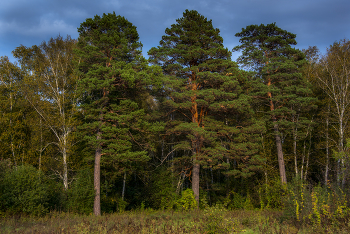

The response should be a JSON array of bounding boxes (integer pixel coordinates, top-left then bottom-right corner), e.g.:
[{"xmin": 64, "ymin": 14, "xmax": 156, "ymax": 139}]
[{"xmin": 1, "ymin": 9, "xmax": 350, "ymax": 232}]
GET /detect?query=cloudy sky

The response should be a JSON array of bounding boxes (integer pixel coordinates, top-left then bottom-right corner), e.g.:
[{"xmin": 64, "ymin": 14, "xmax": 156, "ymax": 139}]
[{"xmin": 1, "ymin": 0, "xmax": 349, "ymax": 62}]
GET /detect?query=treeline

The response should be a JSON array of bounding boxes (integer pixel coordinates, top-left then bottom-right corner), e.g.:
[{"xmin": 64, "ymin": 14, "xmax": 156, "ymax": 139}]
[{"xmin": 1, "ymin": 10, "xmax": 350, "ymax": 217}]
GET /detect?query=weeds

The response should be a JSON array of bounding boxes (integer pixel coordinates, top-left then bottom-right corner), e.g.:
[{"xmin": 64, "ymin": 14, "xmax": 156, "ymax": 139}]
[
  {"xmin": 1, "ymin": 209, "xmax": 348, "ymax": 234},
  {"xmin": 283, "ymin": 178, "xmax": 350, "ymax": 230},
  {"xmin": 0, "ymin": 209, "xmax": 348, "ymax": 232}
]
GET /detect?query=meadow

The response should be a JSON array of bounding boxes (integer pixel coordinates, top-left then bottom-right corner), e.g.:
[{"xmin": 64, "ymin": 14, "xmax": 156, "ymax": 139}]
[{"xmin": 1, "ymin": 208, "xmax": 350, "ymax": 234}]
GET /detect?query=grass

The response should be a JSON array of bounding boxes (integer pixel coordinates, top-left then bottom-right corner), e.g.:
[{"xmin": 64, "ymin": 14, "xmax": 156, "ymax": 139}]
[{"xmin": 1, "ymin": 209, "xmax": 350, "ymax": 233}]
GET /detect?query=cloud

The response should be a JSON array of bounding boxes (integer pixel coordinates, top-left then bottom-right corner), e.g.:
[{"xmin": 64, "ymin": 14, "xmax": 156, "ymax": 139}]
[
  {"xmin": 1, "ymin": 0, "xmax": 349, "ymax": 62},
  {"xmin": 0, "ymin": 17, "xmax": 76, "ymax": 37}
]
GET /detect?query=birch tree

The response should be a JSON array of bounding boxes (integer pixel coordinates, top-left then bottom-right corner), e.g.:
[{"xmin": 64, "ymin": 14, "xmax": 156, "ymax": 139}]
[
  {"xmin": 315, "ymin": 39, "xmax": 350, "ymax": 186},
  {"xmin": 0, "ymin": 56, "xmax": 29, "ymax": 166},
  {"xmin": 13, "ymin": 35, "xmax": 80, "ymax": 190}
]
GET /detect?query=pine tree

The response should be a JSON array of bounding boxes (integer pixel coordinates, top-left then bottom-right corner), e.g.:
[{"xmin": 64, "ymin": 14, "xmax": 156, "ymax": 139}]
[
  {"xmin": 149, "ymin": 10, "xmax": 264, "ymax": 205},
  {"xmin": 76, "ymin": 12, "xmax": 163, "ymax": 215},
  {"xmin": 234, "ymin": 23, "xmax": 314, "ymax": 184}
]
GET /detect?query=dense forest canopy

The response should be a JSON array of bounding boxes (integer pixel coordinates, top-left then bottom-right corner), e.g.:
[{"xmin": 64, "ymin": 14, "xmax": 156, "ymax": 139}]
[{"xmin": 1, "ymin": 10, "xmax": 350, "ymax": 217}]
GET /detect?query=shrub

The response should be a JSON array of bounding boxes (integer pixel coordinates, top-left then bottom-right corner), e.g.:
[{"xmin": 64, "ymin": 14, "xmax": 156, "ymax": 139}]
[
  {"xmin": 204, "ymin": 205, "xmax": 235, "ymax": 233},
  {"xmin": 283, "ymin": 179, "xmax": 350, "ymax": 226},
  {"xmin": 0, "ymin": 165, "xmax": 50, "ymax": 216},
  {"xmin": 176, "ymin": 189, "xmax": 197, "ymax": 211},
  {"xmin": 258, "ymin": 178, "xmax": 286, "ymax": 209},
  {"xmin": 46, "ymin": 178, "xmax": 66, "ymax": 212},
  {"xmin": 283, "ymin": 177, "xmax": 309, "ymax": 221},
  {"xmin": 67, "ymin": 167, "xmax": 94, "ymax": 214},
  {"xmin": 148, "ymin": 169, "xmax": 178, "ymax": 210}
]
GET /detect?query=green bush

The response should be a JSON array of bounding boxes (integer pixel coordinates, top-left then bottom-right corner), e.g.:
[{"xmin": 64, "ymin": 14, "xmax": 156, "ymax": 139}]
[
  {"xmin": 204, "ymin": 204, "xmax": 235, "ymax": 233},
  {"xmin": 46, "ymin": 178, "xmax": 66, "ymax": 212},
  {"xmin": 283, "ymin": 179, "xmax": 350, "ymax": 226},
  {"xmin": 220, "ymin": 191, "xmax": 255, "ymax": 210},
  {"xmin": 226, "ymin": 192, "xmax": 245, "ymax": 210},
  {"xmin": 67, "ymin": 167, "xmax": 94, "ymax": 214},
  {"xmin": 0, "ymin": 159, "xmax": 12, "ymax": 214},
  {"xmin": 258, "ymin": 178, "xmax": 286, "ymax": 209},
  {"xmin": 0, "ymin": 165, "xmax": 50, "ymax": 216},
  {"xmin": 283, "ymin": 177, "xmax": 310, "ymax": 222},
  {"xmin": 147, "ymin": 169, "xmax": 178, "ymax": 210},
  {"xmin": 176, "ymin": 188, "xmax": 197, "ymax": 211}
]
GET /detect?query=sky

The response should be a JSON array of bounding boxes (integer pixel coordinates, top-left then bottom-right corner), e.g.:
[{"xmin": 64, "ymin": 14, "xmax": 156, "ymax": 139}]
[{"xmin": 1, "ymin": 0, "xmax": 349, "ymax": 63}]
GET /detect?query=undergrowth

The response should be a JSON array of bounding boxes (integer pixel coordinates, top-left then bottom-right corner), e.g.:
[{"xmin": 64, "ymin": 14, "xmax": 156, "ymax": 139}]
[{"xmin": 1, "ymin": 208, "xmax": 350, "ymax": 234}]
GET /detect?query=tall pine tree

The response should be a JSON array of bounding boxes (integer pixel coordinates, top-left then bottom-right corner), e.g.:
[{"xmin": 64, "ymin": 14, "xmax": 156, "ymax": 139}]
[
  {"xmin": 149, "ymin": 10, "xmax": 264, "ymax": 205},
  {"xmin": 76, "ymin": 12, "xmax": 162, "ymax": 215},
  {"xmin": 234, "ymin": 23, "xmax": 313, "ymax": 184}
]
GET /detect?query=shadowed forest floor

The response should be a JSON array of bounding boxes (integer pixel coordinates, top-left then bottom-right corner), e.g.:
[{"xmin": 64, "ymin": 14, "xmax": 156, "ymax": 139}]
[{"xmin": 1, "ymin": 209, "xmax": 350, "ymax": 233}]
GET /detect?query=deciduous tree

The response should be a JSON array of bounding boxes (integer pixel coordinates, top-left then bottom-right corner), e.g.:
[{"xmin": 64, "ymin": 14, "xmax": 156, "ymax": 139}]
[
  {"xmin": 0, "ymin": 57, "xmax": 29, "ymax": 166},
  {"xmin": 13, "ymin": 35, "xmax": 80, "ymax": 190},
  {"xmin": 314, "ymin": 39, "xmax": 350, "ymax": 187}
]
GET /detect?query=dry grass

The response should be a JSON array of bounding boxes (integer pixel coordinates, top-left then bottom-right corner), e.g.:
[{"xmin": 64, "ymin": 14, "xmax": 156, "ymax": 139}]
[{"xmin": 1, "ymin": 209, "xmax": 349, "ymax": 233}]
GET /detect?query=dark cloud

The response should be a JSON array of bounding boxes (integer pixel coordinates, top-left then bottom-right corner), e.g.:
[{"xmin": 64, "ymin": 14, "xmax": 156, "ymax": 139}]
[{"xmin": 1, "ymin": 0, "xmax": 349, "ymax": 62}]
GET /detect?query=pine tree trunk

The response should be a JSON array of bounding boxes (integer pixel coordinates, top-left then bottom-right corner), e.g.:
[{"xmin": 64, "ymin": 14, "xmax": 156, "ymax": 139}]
[
  {"xmin": 274, "ymin": 123, "xmax": 287, "ymax": 184},
  {"xmin": 268, "ymin": 77, "xmax": 287, "ymax": 184},
  {"xmin": 122, "ymin": 171, "xmax": 126, "ymax": 201},
  {"xmin": 192, "ymin": 162, "xmax": 200, "ymax": 207},
  {"xmin": 94, "ymin": 131, "xmax": 102, "ymax": 216},
  {"xmin": 293, "ymin": 122, "xmax": 298, "ymax": 177}
]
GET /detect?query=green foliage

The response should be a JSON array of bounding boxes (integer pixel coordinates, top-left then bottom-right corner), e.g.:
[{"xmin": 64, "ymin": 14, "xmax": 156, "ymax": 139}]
[
  {"xmin": 3, "ymin": 209, "xmax": 350, "ymax": 233},
  {"xmin": 76, "ymin": 11, "xmax": 164, "ymax": 215},
  {"xmin": 176, "ymin": 189, "xmax": 197, "ymax": 211},
  {"xmin": 0, "ymin": 165, "xmax": 50, "ymax": 216},
  {"xmin": 234, "ymin": 23, "xmax": 315, "ymax": 184},
  {"xmin": 228, "ymin": 193, "xmax": 245, "ymax": 210},
  {"xmin": 12, "ymin": 35, "xmax": 82, "ymax": 190},
  {"xmin": 0, "ymin": 57, "xmax": 31, "ymax": 167},
  {"xmin": 283, "ymin": 177, "xmax": 308, "ymax": 221},
  {"xmin": 204, "ymin": 205, "xmax": 235, "ymax": 233},
  {"xmin": 101, "ymin": 195, "xmax": 128, "ymax": 213},
  {"xmin": 0, "ymin": 159, "xmax": 12, "ymax": 215},
  {"xmin": 258, "ymin": 178, "xmax": 286, "ymax": 209},
  {"xmin": 199, "ymin": 192, "xmax": 209, "ymax": 209},
  {"xmin": 283, "ymin": 178, "xmax": 350, "ymax": 226},
  {"xmin": 226, "ymin": 192, "xmax": 255, "ymax": 210},
  {"xmin": 46, "ymin": 179, "xmax": 66, "ymax": 212},
  {"xmin": 149, "ymin": 10, "xmax": 264, "ymax": 205},
  {"xmin": 76, "ymin": 11, "xmax": 160, "ymax": 158},
  {"xmin": 147, "ymin": 169, "xmax": 178, "ymax": 210},
  {"xmin": 115, "ymin": 198, "xmax": 128, "ymax": 213},
  {"xmin": 67, "ymin": 168, "xmax": 94, "ymax": 214},
  {"xmin": 1, "ymin": 9, "xmax": 350, "ymax": 222},
  {"xmin": 315, "ymin": 40, "xmax": 350, "ymax": 178},
  {"xmin": 0, "ymin": 158, "xmax": 12, "ymax": 178}
]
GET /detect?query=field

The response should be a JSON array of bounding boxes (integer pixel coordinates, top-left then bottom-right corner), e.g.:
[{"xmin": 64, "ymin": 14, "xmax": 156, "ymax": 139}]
[{"xmin": 1, "ymin": 208, "xmax": 350, "ymax": 234}]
